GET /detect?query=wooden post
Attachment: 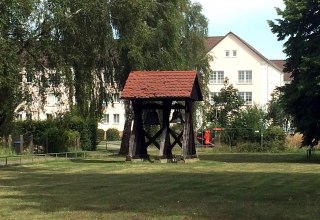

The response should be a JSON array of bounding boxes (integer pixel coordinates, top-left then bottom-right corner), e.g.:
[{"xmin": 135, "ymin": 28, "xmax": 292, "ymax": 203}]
[
  {"xmin": 29, "ymin": 135, "xmax": 34, "ymax": 154},
  {"xmin": 182, "ymin": 100, "xmax": 197, "ymax": 159},
  {"xmin": 19, "ymin": 134, "xmax": 23, "ymax": 154},
  {"xmin": 8, "ymin": 135, "xmax": 12, "ymax": 148},
  {"xmin": 1, "ymin": 136, "xmax": 6, "ymax": 148},
  {"xmin": 128, "ymin": 100, "xmax": 146, "ymax": 160},
  {"xmin": 159, "ymin": 100, "xmax": 172, "ymax": 158},
  {"xmin": 46, "ymin": 135, "xmax": 49, "ymax": 154}
]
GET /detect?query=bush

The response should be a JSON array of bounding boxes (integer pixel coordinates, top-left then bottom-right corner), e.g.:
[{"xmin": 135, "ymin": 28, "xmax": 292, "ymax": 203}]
[
  {"xmin": 97, "ymin": 129, "xmax": 105, "ymax": 143},
  {"xmin": 64, "ymin": 130, "xmax": 80, "ymax": 149},
  {"xmin": 106, "ymin": 128, "xmax": 120, "ymax": 141},
  {"xmin": 264, "ymin": 126, "xmax": 286, "ymax": 151},
  {"xmin": 42, "ymin": 127, "xmax": 69, "ymax": 153}
]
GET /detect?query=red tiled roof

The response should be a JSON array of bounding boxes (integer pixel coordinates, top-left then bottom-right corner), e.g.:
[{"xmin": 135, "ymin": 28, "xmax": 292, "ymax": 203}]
[{"xmin": 121, "ymin": 71, "xmax": 203, "ymax": 101}]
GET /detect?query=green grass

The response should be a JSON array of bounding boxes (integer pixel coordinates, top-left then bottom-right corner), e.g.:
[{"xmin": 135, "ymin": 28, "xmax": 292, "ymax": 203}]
[{"xmin": 1, "ymin": 148, "xmax": 320, "ymax": 219}]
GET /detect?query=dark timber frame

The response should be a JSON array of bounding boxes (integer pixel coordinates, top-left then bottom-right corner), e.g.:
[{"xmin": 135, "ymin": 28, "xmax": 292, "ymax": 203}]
[{"xmin": 121, "ymin": 71, "xmax": 203, "ymax": 161}]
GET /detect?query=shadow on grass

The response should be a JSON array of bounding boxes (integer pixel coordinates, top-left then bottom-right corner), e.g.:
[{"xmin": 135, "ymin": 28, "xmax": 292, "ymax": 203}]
[
  {"xmin": 1, "ymin": 163, "xmax": 320, "ymax": 219},
  {"xmin": 198, "ymin": 152, "xmax": 320, "ymax": 164},
  {"xmin": 70, "ymin": 159, "xmax": 126, "ymax": 164}
]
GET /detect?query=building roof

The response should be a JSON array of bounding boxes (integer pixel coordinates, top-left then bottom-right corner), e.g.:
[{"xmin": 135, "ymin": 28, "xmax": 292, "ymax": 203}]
[
  {"xmin": 271, "ymin": 59, "xmax": 293, "ymax": 82},
  {"xmin": 205, "ymin": 32, "xmax": 283, "ymax": 73},
  {"xmin": 121, "ymin": 71, "xmax": 203, "ymax": 101},
  {"xmin": 204, "ymin": 36, "xmax": 224, "ymax": 53}
]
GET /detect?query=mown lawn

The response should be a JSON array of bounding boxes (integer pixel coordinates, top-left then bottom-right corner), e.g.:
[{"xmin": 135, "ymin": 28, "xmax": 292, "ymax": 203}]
[{"xmin": 1, "ymin": 149, "xmax": 320, "ymax": 219}]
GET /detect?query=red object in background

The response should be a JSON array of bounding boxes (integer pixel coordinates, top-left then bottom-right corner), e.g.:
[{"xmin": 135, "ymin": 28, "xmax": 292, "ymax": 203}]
[{"xmin": 204, "ymin": 130, "xmax": 211, "ymax": 145}]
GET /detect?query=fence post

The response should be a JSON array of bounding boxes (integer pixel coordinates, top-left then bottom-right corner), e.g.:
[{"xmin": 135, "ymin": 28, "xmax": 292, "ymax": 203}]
[
  {"xmin": 2, "ymin": 136, "xmax": 6, "ymax": 147},
  {"xmin": 8, "ymin": 135, "xmax": 12, "ymax": 148},
  {"xmin": 19, "ymin": 134, "xmax": 23, "ymax": 154},
  {"xmin": 29, "ymin": 135, "xmax": 34, "ymax": 154},
  {"xmin": 45, "ymin": 135, "xmax": 49, "ymax": 154},
  {"xmin": 76, "ymin": 137, "xmax": 80, "ymax": 150}
]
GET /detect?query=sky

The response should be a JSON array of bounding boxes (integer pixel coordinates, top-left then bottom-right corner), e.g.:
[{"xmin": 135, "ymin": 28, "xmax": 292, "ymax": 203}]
[{"xmin": 191, "ymin": 0, "xmax": 286, "ymax": 59}]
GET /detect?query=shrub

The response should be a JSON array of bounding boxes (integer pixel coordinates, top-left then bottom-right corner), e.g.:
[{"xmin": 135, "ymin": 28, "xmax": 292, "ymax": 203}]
[
  {"xmin": 264, "ymin": 126, "xmax": 286, "ymax": 151},
  {"xmin": 42, "ymin": 127, "xmax": 68, "ymax": 153},
  {"xmin": 106, "ymin": 128, "xmax": 120, "ymax": 141},
  {"xmin": 97, "ymin": 129, "xmax": 105, "ymax": 143},
  {"xmin": 64, "ymin": 130, "xmax": 80, "ymax": 149}
]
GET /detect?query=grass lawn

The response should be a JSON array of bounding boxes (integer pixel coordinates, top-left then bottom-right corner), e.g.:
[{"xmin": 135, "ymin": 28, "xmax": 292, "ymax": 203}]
[{"xmin": 1, "ymin": 147, "xmax": 320, "ymax": 219}]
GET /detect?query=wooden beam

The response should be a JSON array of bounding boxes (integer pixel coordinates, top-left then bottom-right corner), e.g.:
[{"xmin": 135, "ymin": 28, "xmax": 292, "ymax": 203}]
[
  {"xmin": 128, "ymin": 100, "xmax": 147, "ymax": 160},
  {"xmin": 182, "ymin": 100, "xmax": 197, "ymax": 159},
  {"xmin": 159, "ymin": 100, "xmax": 172, "ymax": 158},
  {"xmin": 169, "ymin": 128, "xmax": 183, "ymax": 149},
  {"xmin": 144, "ymin": 128, "xmax": 163, "ymax": 149}
]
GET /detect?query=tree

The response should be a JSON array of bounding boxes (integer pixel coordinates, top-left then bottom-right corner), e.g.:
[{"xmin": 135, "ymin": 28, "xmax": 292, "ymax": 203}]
[
  {"xmin": 0, "ymin": 0, "xmax": 37, "ymax": 134},
  {"xmin": 269, "ymin": 1, "xmax": 320, "ymax": 146},
  {"xmin": 231, "ymin": 105, "xmax": 265, "ymax": 143},
  {"xmin": 209, "ymin": 78, "xmax": 244, "ymax": 128},
  {"xmin": 266, "ymin": 90, "xmax": 292, "ymax": 131}
]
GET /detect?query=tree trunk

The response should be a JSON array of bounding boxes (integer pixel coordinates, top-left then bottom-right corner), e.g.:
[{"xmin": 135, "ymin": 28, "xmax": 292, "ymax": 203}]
[{"xmin": 119, "ymin": 100, "xmax": 133, "ymax": 155}]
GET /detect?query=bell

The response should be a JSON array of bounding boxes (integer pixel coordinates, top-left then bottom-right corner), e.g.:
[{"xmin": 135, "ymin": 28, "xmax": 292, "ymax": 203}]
[
  {"xmin": 170, "ymin": 109, "xmax": 184, "ymax": 123},
  {"xmin": 145, "ymin": 110, "xmax": 160, "ymax": 125}
]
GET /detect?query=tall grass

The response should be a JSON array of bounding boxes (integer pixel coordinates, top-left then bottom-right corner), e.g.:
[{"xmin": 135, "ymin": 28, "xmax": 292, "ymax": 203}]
[{"xmin": 0, "ymin": 146, "xmax": 16, "ymax": 156}]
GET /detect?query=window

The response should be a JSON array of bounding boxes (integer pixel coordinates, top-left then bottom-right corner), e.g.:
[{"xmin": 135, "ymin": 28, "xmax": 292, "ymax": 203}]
[
  {"xmin": 210, "ymin": 92, "xmax": 220, "ymax": 104},
  {"xmin": 101, "ymin": 114, "xmax": 109, "ymax": 124},
  {"xmin": 225, "ymin": 50, "xmax": 230, "ymax": 57},
  {"xmin": 232, "ymin": 50, "xmax": 237, "ymax": 57},
  {"xmin": 19, "ymin": 74, "xmax": 23, "ymax": 82},
  {"xmin": 48, "ymin": 74, "xmax": 60, "ymax": 85},
  {"xmin": 26, "ymin": 72, "xmax": 33, "ymax": 83},
  {"xmin": 113, "ymin": 114, "xmax": 120, "ymax": 124},
  {"xmin": 47, "ymin": 93, "xmax": 59, "ymax": 106},
  {"xmin": 113, "ymin": 93, "xmax": 120, "ymax": 103},
  {"xmin": 239, "ymin": 92, "xmax": 252, "ymax": 105},
  {"xmin": 46, "ymin": 113, "xmax": 53, "ymax": 120},
  {"xmin": 16, "ymin": 114, "xmax": 22, "ymax": 121},
  {"xmin": 238, "ymin": 70, "xmax": 252, "ymax": 84},
  {"xmin": 209, "ymin": 71, "xmax": 224, "ymax": 84},
  {"xmin": 26, "ymin": 113, "xmax": 32, "ymax": 120}
]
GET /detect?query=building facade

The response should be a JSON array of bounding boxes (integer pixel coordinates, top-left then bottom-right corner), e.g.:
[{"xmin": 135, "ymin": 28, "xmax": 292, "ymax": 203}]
[{"xmin": 205, "ymin": 32, "xmax": 284, "ymax": 108}]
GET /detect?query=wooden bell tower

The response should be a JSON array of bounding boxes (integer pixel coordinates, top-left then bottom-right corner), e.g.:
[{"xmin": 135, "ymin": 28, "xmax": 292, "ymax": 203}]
[{"xmin": 121, "ymin": 71, "xmax": 203, "ymax": 162}]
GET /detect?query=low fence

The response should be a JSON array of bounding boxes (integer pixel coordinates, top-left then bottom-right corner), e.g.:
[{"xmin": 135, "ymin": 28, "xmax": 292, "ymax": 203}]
[{"xmin": 0, "ymin": 151, "xmax": 87, "ymax": 167}]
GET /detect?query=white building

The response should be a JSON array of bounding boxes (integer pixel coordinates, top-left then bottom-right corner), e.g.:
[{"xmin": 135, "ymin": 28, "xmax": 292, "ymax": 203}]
[
  {"xmin": 205, "ymin": 32, "xmax": 284, "ymax": 107},
  {"xmin": 97, "ymin": 93, "xmax": 126, "ymax": 132},
  {"xmin": 15, "ymin": 68, "xmax": 70, "ymax": 121}
]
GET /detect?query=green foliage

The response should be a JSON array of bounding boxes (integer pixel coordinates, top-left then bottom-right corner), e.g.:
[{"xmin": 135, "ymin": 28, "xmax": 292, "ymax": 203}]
[
  {"xmin": 264, "ymin": 126, "xmax": 286, "ymax": 151},
  {"xmin": 62, "ymin": 114, "xmax": 93, "ymax": 151},
  {"xmin": 12, "ymin": 113, "xmax": 97, "ymax": 152},
  {"xmin": 0, "ymin": 147, "xmax": 16, "ymax": 156},
  {"xmin": 208, "ymin": 78, "xmax": 244, "ymax": 127},
  {"xmin": 106, "ymin": 128, "xmax": 120, "ymax": 141},
  {"xmin": 42, "ymin": 127, "xmax": 68, "ymax": 153},
  {"xmin": 96, "ymin": 129, "xmax": 105, "ymax": 143},
  {"xmin": 64, "ymin": 130, "xmax": 80, "ymax": 149},
  {"xmin": 230, "ymin": 105, "xmax": 265, "ymax": 143},
  {"xmin": 267, "ymin": 90, "xmax": 292, "ymax": 130},
  {"xmin": 269, "ymin": 1, "xmax": 320, "ymax": 146}
]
